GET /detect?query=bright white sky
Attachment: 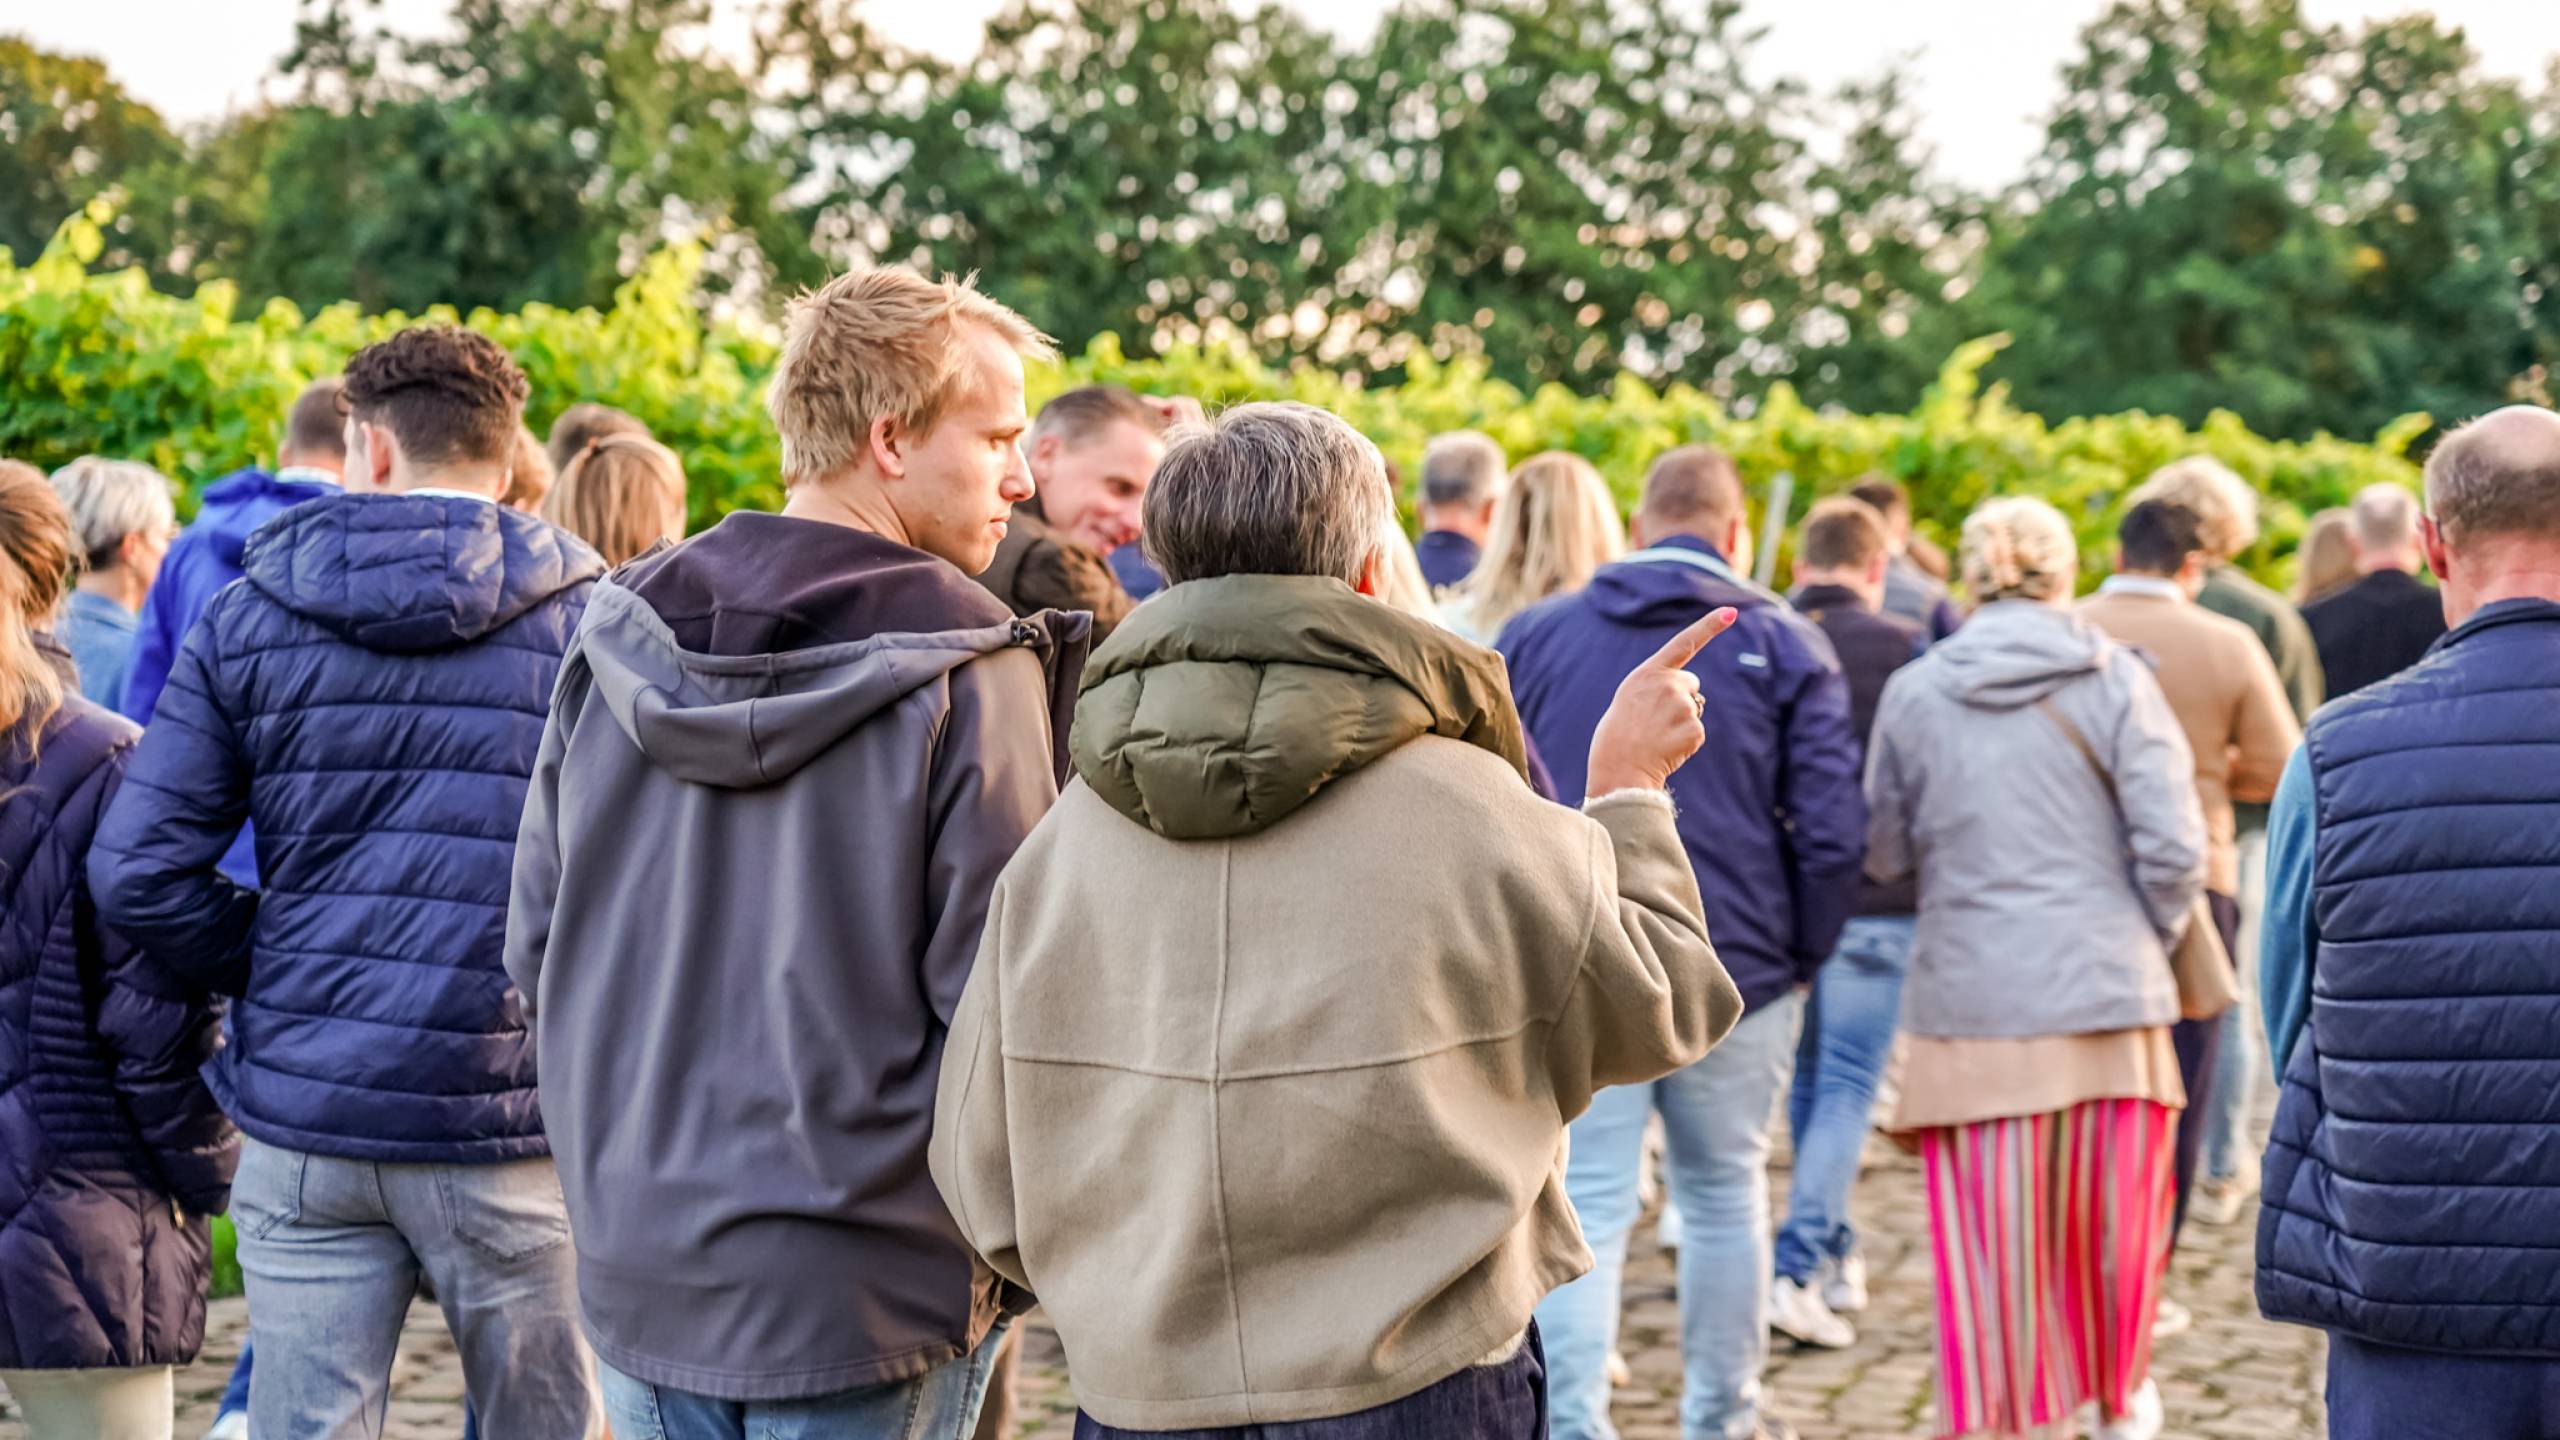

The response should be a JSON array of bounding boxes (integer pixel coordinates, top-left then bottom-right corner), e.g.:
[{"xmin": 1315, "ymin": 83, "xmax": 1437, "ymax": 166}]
[{"xmin": 14, "ymin": 0, "xmax": 2560, "ymax": 189}]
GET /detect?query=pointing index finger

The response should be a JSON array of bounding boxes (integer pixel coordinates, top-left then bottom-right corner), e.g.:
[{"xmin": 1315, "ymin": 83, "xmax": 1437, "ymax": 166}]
[{"xmin": 1646, "ymin": 606, "xmax": 1739, "ymax": 671}]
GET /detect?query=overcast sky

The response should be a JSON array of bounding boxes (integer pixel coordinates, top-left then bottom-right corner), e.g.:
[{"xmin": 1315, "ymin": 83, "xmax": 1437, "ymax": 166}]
[{"xmin": 17, "ymin": 0, "xmax": 2560, "ymax": 189}]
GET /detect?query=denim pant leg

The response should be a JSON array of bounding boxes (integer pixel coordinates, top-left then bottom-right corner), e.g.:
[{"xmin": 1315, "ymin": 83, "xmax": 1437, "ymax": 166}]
[
  {"xmin": 218, "ymin": 1341, "xmax": 252, "ymax": 1417},
  {"xmin": 2325, "ymin": 1334, "xmax": 2560, "ymax": 1440},
  {"xmin": 233, "ymin": 1139, "xmax": 423, "ymax": 1438},
  {"xmin": 389, "ymin": 1157, "xmax": 599, "ymax": 1439},
  {"xmin": 2203, "ymin": 830, "xmax": 2269, "ymax": 1181},
  {"xmin": 1775, "ymin": 919, "xmax": 1912, "ymax": 1284},
  {"xmin": 602, "ymin": 1319, "xmax": 1013, "ymax": 1440},
  {"xmin": 1658, "ymin": 992, "xmax": 1804, "ymax": 1440},
  {"xmin": 1534, "ymin": 1080, "xmax": 1657, "ymax": 1440}
]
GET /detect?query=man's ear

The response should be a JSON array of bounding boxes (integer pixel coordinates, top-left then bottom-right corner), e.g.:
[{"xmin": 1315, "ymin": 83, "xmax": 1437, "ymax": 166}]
[
  {"xmin": 1475, "ymin": 496, "xmax": 1499, "ymax": 530},
  {"xmin": 2421, "ymin": 514, "xmax": 2453, "ymax": 581},
  {"xmin": 1627, "ymin": 510, "xmax": 1651, "ymax": 550},
  {"xmin": 1352, "ymin": 548, "xmax": 1385, "ymax": 597},
  {"xmin": 361, "ymin": 421, "xmax": 398, "ymax": 491},
  {"xmin": 868, "ymin": 415, "xmax": 908, "ymax": 480},
  {"xmin": 1863, "ymin": 550, "xmax": 1889, "ymax": 589}
]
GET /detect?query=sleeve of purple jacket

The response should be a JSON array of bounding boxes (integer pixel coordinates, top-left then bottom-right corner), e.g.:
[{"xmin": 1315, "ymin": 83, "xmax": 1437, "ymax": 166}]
[
  {"xmin": 69, "ymin": 735, "xmax": 239, "ymax": 1215},
  {"xmin": 117, "ymin": 541, "xmax": 201, "ymax": 723},
  {"xmin": 1776, "ymin": 621, "xmax": 1869, "ymax": 981},
  {"xmin": 920, "ymin": 646, "xmax": 1066, "ymax": 1029}
]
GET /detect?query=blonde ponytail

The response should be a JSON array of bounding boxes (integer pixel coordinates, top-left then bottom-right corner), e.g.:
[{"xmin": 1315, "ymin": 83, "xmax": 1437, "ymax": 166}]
[{"xmin": 0, "ymin": 462, "xmax": 75, "ymax": 752}]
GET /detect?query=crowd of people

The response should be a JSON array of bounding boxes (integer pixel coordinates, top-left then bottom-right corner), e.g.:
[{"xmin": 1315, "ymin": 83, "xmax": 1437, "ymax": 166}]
[{"xmin": 3, "ymin": 259, "xmax": 2558, "ymax": 1440}]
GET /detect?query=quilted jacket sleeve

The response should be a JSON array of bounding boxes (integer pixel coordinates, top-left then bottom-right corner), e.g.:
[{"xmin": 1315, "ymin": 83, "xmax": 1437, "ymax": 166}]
[
  {"xmin": 66, "ymin": 742, "xmax": 239, "ymax": 1215},
  {"xmin": 88, "ymin": 591, "xmax": 260, "ymax": 995},
  {"xmin": 504, "ymin": 658, "xmax": 590, "ymax": 1020}
]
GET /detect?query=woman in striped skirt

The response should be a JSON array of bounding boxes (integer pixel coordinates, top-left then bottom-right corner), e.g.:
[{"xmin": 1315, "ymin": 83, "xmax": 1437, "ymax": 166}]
[{"xmin": 1862, "ymin": 497, "xmax": 2209, "ymax": 1439}]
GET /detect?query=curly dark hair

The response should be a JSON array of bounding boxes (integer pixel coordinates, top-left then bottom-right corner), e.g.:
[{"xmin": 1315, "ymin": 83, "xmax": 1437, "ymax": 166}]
[{"xmin": 341, "ymin": 326, "xmax": 529, "ymax": 469}]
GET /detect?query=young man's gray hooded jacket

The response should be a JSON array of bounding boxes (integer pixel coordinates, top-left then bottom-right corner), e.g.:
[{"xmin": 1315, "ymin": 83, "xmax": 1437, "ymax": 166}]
[{"xmin": 504, "ymin": 512, "xmax": 1087, "ymax": 1401}]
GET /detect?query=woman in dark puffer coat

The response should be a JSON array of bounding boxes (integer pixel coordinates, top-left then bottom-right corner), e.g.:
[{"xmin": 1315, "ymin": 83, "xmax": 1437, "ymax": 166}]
[{"xmin": 0, "ymin": 466, "xmax": 236, "ymax": 1439}]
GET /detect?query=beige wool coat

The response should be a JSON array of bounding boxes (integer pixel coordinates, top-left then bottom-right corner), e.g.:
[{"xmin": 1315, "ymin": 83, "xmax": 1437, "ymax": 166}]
[{"xmin": 929, "ymin": 575, "xmax": 1740, "ymax": 1429}]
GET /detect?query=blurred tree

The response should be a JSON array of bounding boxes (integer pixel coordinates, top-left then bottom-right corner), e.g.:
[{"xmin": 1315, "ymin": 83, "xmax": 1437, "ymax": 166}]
[
  {"xmin": 0, "ymin": 37, "xmax": 186, "ymax": 270},
  {"xmin": 1966, "ymin": 0, "xmax": 2556, "ymax": 440},
  {"xmin": 156, "ymin": 0, "xmax": 823, "ymax": 314}
]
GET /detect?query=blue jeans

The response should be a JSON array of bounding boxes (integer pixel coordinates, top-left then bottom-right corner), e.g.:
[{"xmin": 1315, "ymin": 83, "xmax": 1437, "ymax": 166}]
[
  {"xmin": 1774, "ymin": 917, "xmax": 1913, "ymax": 1284},
  {"xmin": 230, "ymin": 1137, "xmax": 596, "ymax": 1438},
  {"xmin": 2203, "ymin": 830, "xmax": 2268, "ymax": 1182},
  {"xmin": 601, "ymin": 1320, "xmax": 1013, "ymax": 1440},
  {"xmin": 1538, "ymin": 991, "xmax": 1805, "ymax": 1440},
  {"xmin": 1073, "ymin": 1324, "xmax": 1545, "ymax": 1439}
]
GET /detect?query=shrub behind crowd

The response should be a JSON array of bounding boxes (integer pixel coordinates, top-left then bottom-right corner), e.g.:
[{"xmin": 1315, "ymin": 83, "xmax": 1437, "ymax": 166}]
[{"xmin": 3, "ymin": 204, "xmax": 2428, "ymax": 590}]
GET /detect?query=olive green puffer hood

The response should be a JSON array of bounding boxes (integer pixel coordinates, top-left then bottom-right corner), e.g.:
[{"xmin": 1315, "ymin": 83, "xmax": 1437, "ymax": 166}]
[{"xmin": 1072, "ymin": 574, "xmax": 1530, "ymax": 840}]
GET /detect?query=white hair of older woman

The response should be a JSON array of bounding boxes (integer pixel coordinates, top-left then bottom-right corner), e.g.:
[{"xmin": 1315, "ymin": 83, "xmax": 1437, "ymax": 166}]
[
  {"xmin": 1961, "ymin": 496, "xmax": 2080, "ymax": 604},
  {"xmin": 2127, "ymin": 456, "xmax": 2258, "ymax": 560},
  {"xmin": 50, "ymin": 457, "xmax": 178, "ymax": 575},
  {"xmin": 1142, "ymin": 401, "xmax": 1394, "ymax": 587}
]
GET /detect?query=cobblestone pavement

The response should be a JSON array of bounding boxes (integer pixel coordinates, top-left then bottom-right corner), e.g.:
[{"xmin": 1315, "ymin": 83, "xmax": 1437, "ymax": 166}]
[{"xmin": 6, "ymin": 1095, "xmax": 2325, "ymax": 1439}]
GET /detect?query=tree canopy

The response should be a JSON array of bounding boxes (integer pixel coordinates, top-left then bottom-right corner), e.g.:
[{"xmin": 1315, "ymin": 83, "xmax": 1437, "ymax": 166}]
[{"xmin": 3, "ymin": 0, "xmax": 2555, "ymax": 439}]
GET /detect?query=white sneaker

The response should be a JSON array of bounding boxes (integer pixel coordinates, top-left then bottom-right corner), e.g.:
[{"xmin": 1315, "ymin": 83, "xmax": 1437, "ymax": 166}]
[
  {"xmin": 2193, "ymin": 1166, "xmax": 2259, "ymax": 1227},
  {"xmin": 1606, "ymin": 1348, "xmax": 1632, "ymax": 1388},
  {"xmin": 1823, "ymin": 1252, "xmax": 1870, "ymax": 1315},
  {"xmin": 204, "ymin": 1415, "xmax": 250, "ymax": 1440},
  {"xmin": 1770, "ymin": 1276, "xmax": 1857, "ymax": 1349},
  {"xmin": 1656, "ymin": 1198, "xmax": 1682, "ymax": 1252},
  {"xmin": 2096, "ymin": 1378, "xmax": 2163, "ymax": 1440},
  {"xmin": 2151, "ymin": 1297, "xmax": 2192, "ymax": 1342}
]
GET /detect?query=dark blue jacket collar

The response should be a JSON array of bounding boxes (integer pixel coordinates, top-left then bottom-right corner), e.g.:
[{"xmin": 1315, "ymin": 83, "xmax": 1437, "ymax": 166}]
[{"xmin": 2430, "ymin": 596, "xmax": 2560, "ymax": 657}]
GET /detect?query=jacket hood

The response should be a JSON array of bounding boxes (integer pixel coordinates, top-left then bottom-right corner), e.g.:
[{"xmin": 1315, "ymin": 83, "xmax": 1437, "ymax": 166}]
[
  {"xmin": 243, "ymin": 492, "xmax": 604, "ymax": 653},
  {"xmin": 577, "ymin": 511, "xmax": 1082, "ymax": 789},
  {"xmin": 196, "ymin": 467, "xmax": 341, "ymax": 567},
  {"xmin": 1584, "ymin": 540, "xmax": 1780, "ymax": 627},
  {"xmin": 1073, "ymin": 574, "xmax": 1528, "ymax": 840},
  {"xmin": 1922, "ymin": 598, "xmax": 2108, "ymax": 710}
]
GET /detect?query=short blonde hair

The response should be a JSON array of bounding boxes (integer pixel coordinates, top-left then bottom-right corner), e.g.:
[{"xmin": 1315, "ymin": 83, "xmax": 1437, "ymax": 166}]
[
  {"xmin": 48, "ymin": 456, "xmax": 176, "ymax": 573},
  {"xmin": 1452, "ymin": 451, "xmax": 1624, "ymax": 635},
  {"xmin": 2128, "ymin": 456, "xmax": 2258, "ymax": 560},
  {"xmin": 768, "ymin": 267, "xmax": 1054, "ymax": 486},
  {"xmin": 546, "ymin": 433, "xmax": 689, "ymax": 567},
  {"xmin": 1962, "ymin": 496, "xmax": 2079, "ymax": 603}
]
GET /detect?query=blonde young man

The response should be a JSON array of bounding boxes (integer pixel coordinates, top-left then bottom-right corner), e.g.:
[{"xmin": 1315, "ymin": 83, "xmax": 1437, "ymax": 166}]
[{"xmin": 507, "ymin": 268, "xmax": 1086, "ymax": 1438}]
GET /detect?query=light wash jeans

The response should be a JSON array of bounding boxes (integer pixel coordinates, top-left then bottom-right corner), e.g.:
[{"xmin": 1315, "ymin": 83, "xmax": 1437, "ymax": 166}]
[
  {"xmin": 1539, "ymin": 991, "xmax": 1805, "ymax": 1440},
  {"xmin": 230, "ymin": 1136, "xmax": 598, "ymax": 1439},
  {"xmin": 2203, "ymin": 829, "xmax": 2269, "ymax": 1181},
  {"xmin": 1774, "ymin": 917, "xmax": 1914, "ymax": 1284},
  {"xmin": 600, "ymin": 1319, "xmax": 1013, "ymax": 1440}
]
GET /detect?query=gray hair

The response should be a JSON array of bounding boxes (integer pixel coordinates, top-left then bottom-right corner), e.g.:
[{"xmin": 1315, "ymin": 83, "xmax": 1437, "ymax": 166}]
[
  {"xmin": 2422, "ymin": 406, "xmax": 2560, "ymax": 548},
  {"xmin": 1142, "ymin": 402, "xmax": 1393, "ymax": 587},
  {"xmin": 2349, "ymin": 482, "xmax": 2422, "ymax": 554},
  {"xmin": 1418, "ymin": 430, "xmax": 1507, "ymax": 509},
  {"xmin": 49, "ymin": 457, "xmax": 176, "ymax": 573},
  {"xmin": 2127, "ymin": 456, "xmax": 2259, "ymax": 560},
  {"xmin": 1961, "ymin": 496, "xmax": 2079, "ymax": 603}
]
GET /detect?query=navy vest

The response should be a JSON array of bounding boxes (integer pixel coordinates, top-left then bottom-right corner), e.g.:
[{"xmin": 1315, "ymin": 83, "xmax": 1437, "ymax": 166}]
[{"xmin": 2257, "ymin": 599, "xmax": 2560, "ymax": 1354}]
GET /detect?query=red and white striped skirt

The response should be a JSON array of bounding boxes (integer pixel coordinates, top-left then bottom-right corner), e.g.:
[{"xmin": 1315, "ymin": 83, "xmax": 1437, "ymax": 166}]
[{"xmin": 1918, "ymin": 1097, "xmax": 2178, "ymax": 1438}]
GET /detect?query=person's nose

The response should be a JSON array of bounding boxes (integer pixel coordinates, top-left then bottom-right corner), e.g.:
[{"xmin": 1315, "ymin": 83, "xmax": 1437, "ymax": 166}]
[{"xmin": 1002, "ymin": 444, "xmax": 1035, "ymax": 504}]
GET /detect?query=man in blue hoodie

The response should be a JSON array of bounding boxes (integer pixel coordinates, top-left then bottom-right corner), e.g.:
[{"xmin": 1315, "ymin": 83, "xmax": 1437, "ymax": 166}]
[
  {"xmin": 91, "ymin": 328, "xmax": 604, "ymax": 1437},
  {"xmin": 1504, "ymin": 445, "xmax": 1866, "ymax": 1440},
  {"xmin": 121, "ymin": 377, "xmax": 346, "ymax": 725}
]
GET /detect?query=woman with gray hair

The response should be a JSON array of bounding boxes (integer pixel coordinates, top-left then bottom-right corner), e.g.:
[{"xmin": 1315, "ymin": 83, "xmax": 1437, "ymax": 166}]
[
  {"xmin": 932, "ymin": 400, "xmax": 1742, "ymax": 1439},
  {"xmin": 1863, "ymin": 497, "xmax": 2207, "ymax": 1440},
  {"xmin": 48, "ymin": 457, "xmax": 177, "ymax": 709}
]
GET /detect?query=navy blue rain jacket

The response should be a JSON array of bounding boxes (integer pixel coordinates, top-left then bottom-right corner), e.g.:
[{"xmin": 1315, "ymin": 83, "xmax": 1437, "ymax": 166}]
[
  {"xmin": 89, "ymin": 493, "xmax": 603, "ymax": 1163},
  {"xmin": 3, "ymin": 691, "xmax": 236, "ymax": 1369},
  {"xmin": 1497, "ymin": 536, "xmax": 1867, "ymax": 1012}
]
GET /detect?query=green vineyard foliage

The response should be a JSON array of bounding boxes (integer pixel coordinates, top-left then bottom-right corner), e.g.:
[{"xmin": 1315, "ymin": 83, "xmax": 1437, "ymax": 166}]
[{"xmin": 3, "ymin": 204, "xmax": 2425, "ymax": 590}]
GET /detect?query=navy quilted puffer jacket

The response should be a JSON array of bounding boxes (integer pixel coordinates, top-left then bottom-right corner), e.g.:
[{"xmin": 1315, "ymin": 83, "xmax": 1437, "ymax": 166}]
[
  {"xmin": 2258, "ymin": 599, "xmax": 2560, "ymax": 1354},
  {"xmin": 89, "ymin": 493, "xmax": 603, "ymax": 1163},
  {"xmin": 2, "ymin": 689, "xmax": 236, "ymax": 1369}
]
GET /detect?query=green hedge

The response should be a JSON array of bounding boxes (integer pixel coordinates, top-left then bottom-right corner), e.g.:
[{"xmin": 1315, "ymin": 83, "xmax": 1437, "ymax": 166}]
[{"xmin": 2, "ymin": 202, "xmax": 2426, "ymax": 590}]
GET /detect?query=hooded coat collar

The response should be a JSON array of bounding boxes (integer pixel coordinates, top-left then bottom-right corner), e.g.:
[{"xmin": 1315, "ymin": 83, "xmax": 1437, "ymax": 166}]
[
  {"xmin": 1072, "ymin": 574, "xmax": 1527, "ymax": 840},
  {"xmin": 243, "ymin": 491, "xmax": 603, "ymax": 653}
]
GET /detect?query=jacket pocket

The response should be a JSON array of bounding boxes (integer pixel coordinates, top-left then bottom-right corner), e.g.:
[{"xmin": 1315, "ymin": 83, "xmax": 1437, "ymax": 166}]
[
  {"xmin": 231, "ymin": 1141, "xmax": 306, "ymax": 1241},
  {"xmin": 437, "ymin": 1159, "xmax": 572, "ymax": 1265}
]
